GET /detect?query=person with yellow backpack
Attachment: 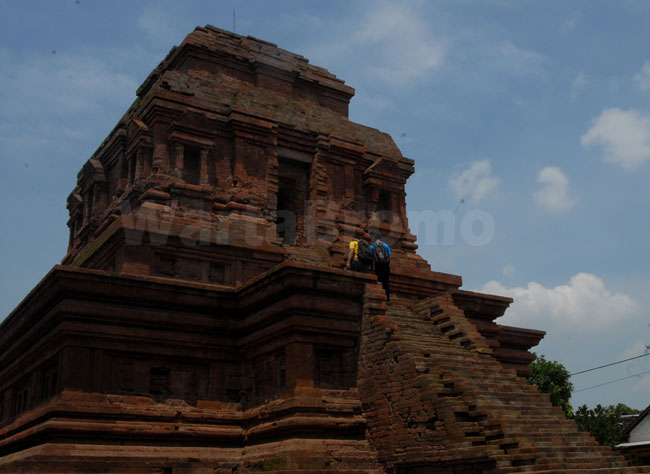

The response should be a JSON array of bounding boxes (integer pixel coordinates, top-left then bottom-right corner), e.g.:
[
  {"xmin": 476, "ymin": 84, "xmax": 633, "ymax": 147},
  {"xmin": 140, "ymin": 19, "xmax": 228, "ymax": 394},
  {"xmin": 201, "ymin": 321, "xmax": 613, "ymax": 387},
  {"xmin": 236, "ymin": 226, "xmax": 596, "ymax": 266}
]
[{"xmin": 345, "ymin": 239, "xmax": 373, "ymax": 273}]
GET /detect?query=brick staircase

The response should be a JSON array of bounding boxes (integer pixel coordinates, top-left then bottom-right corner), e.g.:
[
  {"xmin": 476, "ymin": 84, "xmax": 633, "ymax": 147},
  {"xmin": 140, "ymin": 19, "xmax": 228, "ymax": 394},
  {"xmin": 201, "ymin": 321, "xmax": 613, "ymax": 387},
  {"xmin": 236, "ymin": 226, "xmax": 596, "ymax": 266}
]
[{"xmin": 358, "ymin": 285, "xmax": 650, "ymax": 473}]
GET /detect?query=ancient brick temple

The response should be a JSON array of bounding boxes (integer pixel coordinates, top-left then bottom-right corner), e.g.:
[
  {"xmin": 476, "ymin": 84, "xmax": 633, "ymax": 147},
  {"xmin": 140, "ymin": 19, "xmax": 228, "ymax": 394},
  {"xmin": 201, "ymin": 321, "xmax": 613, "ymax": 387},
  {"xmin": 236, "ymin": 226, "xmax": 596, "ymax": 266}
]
[{"xmin": 1, "ymin": 26, "xmax": 647, "ymax": 473}]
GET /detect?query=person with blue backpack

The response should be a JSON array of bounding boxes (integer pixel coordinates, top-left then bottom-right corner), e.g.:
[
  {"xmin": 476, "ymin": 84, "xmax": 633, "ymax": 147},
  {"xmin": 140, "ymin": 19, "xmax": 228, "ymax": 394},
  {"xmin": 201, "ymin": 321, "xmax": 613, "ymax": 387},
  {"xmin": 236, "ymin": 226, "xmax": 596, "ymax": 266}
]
[{"xmin": 371, "ymin": 236, "xmax": 391, "ymax": 303}]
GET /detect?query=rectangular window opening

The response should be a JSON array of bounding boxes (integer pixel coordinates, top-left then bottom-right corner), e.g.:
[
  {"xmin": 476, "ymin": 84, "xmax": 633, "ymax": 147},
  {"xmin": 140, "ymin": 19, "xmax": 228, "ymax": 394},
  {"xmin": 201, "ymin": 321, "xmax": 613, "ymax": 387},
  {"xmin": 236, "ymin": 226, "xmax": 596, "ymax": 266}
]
[
  {"xmin": 276, "ymin": 158, "xmax": 310, "ymax": 245},
  {"xmin": 183, "ymin": 146, "xmax": 200, "ymax": 185},
  {"xmin": 276, "ymin": 177, "xmax": 297, "ymax": 245},
  {"xmin": 12, "ymin": 379, "xmax": 30, "ymax": 419},
  {"xmin": 378, "ymin": 190, "xmax": 392, "ymax": 222},
  {"xmin": 84, "ymin": 188, "xmax": 94, "ymax": 224},
  {"xmin": 129, "ymin": 155, "xmax": 136, "ymax": 184},
  {"xmin": 149, "ymin": 367, "xmax": 171, "ymax": 396},
  {"xmin": 39, "ymin": 361, "xmax": 59, "ymax": 403}
]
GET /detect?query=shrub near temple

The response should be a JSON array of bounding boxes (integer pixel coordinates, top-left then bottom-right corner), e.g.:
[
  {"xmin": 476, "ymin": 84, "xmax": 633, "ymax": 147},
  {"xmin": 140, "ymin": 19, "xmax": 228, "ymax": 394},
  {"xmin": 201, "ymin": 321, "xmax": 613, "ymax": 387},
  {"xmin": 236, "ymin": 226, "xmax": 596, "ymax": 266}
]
[
  {"xmin": 527, "ymin": 353, "xmax": 574, "ymax": 417},
  {"xmin": 574, "ymin": 403, "xmax": 640, "ymax": 446}
]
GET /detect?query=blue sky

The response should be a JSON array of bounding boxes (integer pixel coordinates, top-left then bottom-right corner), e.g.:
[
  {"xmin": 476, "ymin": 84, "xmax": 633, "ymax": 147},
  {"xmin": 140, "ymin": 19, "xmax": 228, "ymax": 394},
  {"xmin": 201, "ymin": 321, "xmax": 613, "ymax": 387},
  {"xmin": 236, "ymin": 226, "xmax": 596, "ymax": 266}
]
[{"xmin": 1, "ymin": 0, "xmax": 649, "ymax": 411}]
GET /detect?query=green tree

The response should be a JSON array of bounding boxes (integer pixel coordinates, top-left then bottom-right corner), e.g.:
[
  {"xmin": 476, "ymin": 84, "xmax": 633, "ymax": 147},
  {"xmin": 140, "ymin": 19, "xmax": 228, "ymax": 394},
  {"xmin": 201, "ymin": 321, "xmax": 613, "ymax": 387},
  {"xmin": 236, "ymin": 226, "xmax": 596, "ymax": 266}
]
[
  {"xmin": 527, "ymin": 354, "xmax": 574, "ymax": 417},
  {"xmin": 573, "ymin": 403, "xmax": 640, "ymax": 446}
]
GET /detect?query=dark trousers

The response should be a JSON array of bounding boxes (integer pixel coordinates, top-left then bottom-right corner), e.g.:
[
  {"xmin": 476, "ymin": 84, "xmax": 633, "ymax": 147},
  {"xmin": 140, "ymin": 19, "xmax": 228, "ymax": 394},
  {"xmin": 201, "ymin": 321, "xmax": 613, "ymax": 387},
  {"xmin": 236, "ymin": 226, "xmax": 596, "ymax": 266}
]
[
  {"xmin": 375, "ymin": 263, "xmax": 390, "ymax": 301},
  {"xmin": 350, "ymin": 258, "xmax": 370, "ymax": 273}
]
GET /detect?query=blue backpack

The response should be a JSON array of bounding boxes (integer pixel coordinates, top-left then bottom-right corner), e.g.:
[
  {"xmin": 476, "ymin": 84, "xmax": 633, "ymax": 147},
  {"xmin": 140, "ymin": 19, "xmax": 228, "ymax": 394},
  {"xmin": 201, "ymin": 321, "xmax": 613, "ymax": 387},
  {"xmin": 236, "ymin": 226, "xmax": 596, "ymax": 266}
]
[{"xmin": 373, "ymin": 241, "xmax": 390, "ymax": 266}]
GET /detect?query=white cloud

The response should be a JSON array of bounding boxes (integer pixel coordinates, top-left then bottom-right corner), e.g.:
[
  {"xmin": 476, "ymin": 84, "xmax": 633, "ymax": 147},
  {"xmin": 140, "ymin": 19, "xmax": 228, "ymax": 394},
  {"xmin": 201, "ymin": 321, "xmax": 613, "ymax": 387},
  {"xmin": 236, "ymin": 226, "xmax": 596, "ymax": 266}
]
[
  {"xmin": 306, "ymin": 3, "xmax": 550, "ymax": 90},
  {"xmin": 497, "ymin": 41, "xmax": 546, "ymax": 76},
  {"xmin": 581, "ymin": 108, "xmax": 650, "ymax": 171},
  {"xmin": 448, "ymin": 160, "xmax": 500, "ymax": 204},
  {"xmin": 635, "ymin": 60, "xmax": 650, "ymax": 91},
  {"xmin": 502, "ymin": 264, "xmax": 516, "ymax": 278},
  {"xmin": 533, "ymin": 166, "xmax": 576, "ymax": 214},
  {"xmin": 483, "ymin": 273, "xmax": 639, "ymax": 332},
  {"xmin": 348, "ymin": 3, "xmax": 445, "ymax": 85},
  {"xmin": 560, "ymin": 10, "xmax": 583, "ymax": 34},
  {"xmin": 620, "ymin": 340, "xmax": 650, "ymax": 361},
  {"xmin": 570, "ymin": 71, "xmax": 590, "ymax": 102},
  {"xmin": 458, "ymin": 37, "xmax": 546, "ymax": 80}
]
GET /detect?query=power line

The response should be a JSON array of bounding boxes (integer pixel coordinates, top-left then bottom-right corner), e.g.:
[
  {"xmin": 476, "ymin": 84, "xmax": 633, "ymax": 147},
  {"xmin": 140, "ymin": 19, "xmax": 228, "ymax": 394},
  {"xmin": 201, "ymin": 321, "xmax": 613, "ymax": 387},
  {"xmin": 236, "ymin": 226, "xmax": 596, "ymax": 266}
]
[
  {"xmin": 574, "ymin": 369, "xmax": 650, "ymax": 393},
  {"xmin": 570, "ymin": 351, "xmax": 650, "ymax": 376}
]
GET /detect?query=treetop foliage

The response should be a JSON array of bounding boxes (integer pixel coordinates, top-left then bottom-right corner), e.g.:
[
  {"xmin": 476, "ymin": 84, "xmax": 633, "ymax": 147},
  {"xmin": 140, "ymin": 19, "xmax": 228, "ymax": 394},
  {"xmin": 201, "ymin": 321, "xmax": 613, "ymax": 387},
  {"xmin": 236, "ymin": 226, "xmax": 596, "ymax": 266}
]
[
  {"xmin": 527, "ymin": 353, "xmax": 574, "ymax": 417},
  {"xmin": 574, "ymin": 403, "xmax": 640, "ymax": 446}
]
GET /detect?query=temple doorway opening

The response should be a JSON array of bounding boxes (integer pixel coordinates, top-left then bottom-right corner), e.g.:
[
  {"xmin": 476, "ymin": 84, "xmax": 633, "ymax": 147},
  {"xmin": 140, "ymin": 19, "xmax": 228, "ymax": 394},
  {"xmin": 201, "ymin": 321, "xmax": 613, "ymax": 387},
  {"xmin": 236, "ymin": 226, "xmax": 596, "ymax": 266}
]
[{"xmin": 276, "ymin": 158, "xmax": 310, "ymax": 245}]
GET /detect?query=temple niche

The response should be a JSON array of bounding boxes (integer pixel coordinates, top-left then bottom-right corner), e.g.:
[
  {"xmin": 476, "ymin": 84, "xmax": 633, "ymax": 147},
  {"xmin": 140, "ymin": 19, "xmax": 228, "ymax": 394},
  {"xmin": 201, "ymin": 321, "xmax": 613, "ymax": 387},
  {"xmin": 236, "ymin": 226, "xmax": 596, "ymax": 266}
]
[{"xmin": 0, "ymin": 26, "xmax": 646, "ymax": 473}]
